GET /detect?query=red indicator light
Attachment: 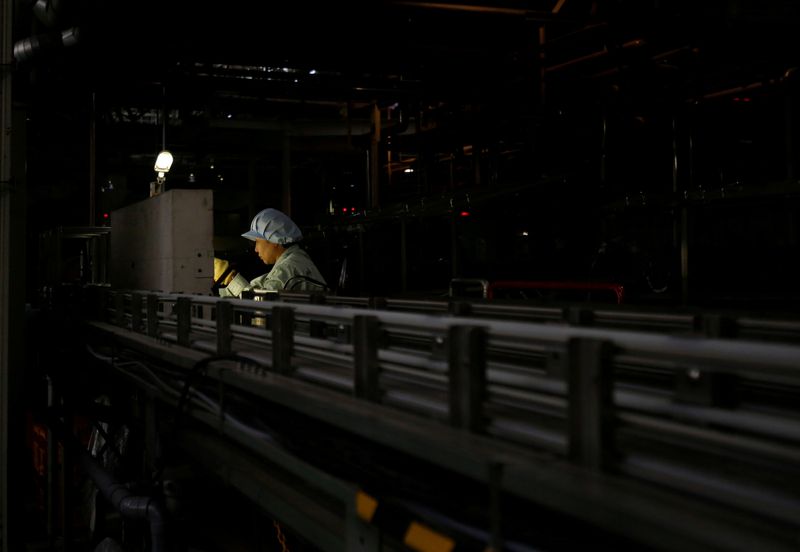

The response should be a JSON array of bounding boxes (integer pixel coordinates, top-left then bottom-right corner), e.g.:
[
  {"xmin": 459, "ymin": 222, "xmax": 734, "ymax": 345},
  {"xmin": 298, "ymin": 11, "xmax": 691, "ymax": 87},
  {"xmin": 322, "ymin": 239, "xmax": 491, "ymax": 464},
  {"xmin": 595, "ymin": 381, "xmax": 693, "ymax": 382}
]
[
  {"xmin": 459, "ymin": 211, "xmax": 470, "ymax": 217},
  {"xmin": 103, "ymin": 213, "xmax": 109, "ymax": 219}
]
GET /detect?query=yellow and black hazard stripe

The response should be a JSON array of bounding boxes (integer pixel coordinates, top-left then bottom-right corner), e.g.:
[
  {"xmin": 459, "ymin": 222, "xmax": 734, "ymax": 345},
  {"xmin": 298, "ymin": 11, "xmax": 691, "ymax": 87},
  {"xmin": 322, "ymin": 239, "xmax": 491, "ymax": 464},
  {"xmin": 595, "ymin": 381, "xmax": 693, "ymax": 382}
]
[{"xmin": 356, "ymin": 490, "xmax": 495, "ymax": 552}]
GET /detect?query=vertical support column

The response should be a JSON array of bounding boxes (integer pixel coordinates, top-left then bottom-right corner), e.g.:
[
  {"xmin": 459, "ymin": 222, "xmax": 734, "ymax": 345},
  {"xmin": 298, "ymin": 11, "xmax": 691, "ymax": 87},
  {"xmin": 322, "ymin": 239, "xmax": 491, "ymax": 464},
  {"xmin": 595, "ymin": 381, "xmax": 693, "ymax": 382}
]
[
  {"xmin": 399, "ymin": 218, "xmax": 407, "ymax": 293},
  {"xmin": 600, "ymin": 111, "xmax": 608, "ymax": 189},
  {"xmin": 415, "ymin": 109, "xmax": 427, "ymax": 197},
  {"xmin": 0, "ymin": 3, "xmax": 21, "ymax": 545},
  {"xmin": 680, "ymin": 206, "xmax": 689, "ymax": 305},
  {"xmin": 673, "ymin": 113, "xmax": 690, "ymax": 306},
  {"xmin": 567, "ymin": 338, "xmax": 614, "ymax": 470},
  {"xmin": 785, "ymin": 81, "xmax": 795, "ymax": 181},
  {"xmin": 46, "ymin": 377, "xmax": 55, "ymax": 548},
  {"xmin": 448, "ymin": 325, "xmax": 487, "ymax": 432},
  {"xmin": 146, "ymin": 294, "xmax": 159, "ymax": 338},
  {"xmin": 60, "ymin": 407, "xmax": 73, "ymax": 550},
  {"xmin": 216, "ymin": 300, "xmax": 233, "ymax": 355},
  {"xmin": 538, "ymin": 25, "xmax": 546, "ymax": 107},
  {"xmin": 89, "ymin": 91, "xmax": 96, "ymax": 225},
  {"xmin": 271, "ymin": 306, "xmax": 295, "ymax": 374},
  {"xmin": 473, "ymin": 142, "xmax": 482, "ymax": 188},
  {"xmin": 353, "ymin": 316, "xmax": 380, "ymax": 401},
  {"xmin": 450, "ymin": 213, "xmax": 460, "ymax": 280},
  {"xmin": 369, "ymin": 102, "xmax": 381, "ymax": 209},
  {"xmin": 176, "ymin": 297, "xmax": 191, "ymax": 347},
  {"xmin": 358, "ymin": 225, "xmax": 366, "ymax": 294},
  {"xmin": 0, "ymin": 0, "xmax": 11, "ymax": 538}
]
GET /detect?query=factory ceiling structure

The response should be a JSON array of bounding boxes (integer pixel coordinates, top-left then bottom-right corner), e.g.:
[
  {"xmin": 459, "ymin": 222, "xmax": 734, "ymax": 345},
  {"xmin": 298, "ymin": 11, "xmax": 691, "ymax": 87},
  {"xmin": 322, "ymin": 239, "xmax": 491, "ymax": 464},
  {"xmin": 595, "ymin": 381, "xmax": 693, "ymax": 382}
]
[
  {"xmin": 8, "ymin": 0, "xmax": 800, "ymax": 304},
  {"xmin": 3, "ymin": 1, "xmax": 800, "ymax": 552}
]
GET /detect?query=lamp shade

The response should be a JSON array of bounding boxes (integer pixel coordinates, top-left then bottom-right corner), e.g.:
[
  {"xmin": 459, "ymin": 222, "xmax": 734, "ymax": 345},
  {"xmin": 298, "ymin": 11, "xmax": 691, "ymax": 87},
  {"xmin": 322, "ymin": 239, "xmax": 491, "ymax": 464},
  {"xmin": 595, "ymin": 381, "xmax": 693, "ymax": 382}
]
[{"xmin": 154, "ymin": 150, "xmax": 174, "ymax": 173}]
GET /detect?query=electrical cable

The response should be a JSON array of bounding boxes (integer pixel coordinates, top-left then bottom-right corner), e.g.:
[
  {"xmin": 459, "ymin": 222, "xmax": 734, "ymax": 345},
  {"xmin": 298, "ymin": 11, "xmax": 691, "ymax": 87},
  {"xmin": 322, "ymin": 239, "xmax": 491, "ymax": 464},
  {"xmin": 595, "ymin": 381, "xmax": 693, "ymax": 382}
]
[
  {"xmin": 283, "ymin": 274, "xmax": 329, "ymax": 291},
  {"xmin": 107, "ymin": 351, "xmax": 277, "ymax": 443},
  {"xmin": 173, "ymin": 353, "xmax": 267, "ymax": 429},
  {"xmin": 90, "ymin": 346, "xmax": 276, "ymax": 486},
  {"xmin": 89, "ymin": 345, "xmax": 275, "ymax": 440}
]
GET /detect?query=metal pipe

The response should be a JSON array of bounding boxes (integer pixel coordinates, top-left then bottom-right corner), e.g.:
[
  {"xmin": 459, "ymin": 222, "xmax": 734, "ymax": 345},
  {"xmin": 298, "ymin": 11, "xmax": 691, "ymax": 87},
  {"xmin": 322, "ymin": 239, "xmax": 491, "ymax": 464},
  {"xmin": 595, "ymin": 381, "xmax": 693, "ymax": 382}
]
[
  {"xmin": 0, "ymin": 0, "xmax": 13, "ymax": 543},
  {"xmin": 400, "ymin": 218, "xmax": 407, "ymax": 292},
  {"xmin": 390, "ymin": 0, "xmax": 582, "ymax": 21},
  {"xmin": 545, "ymin": 38, "xmax": 644, "ymax": 73},
  {"xmin": 136, "ymin": 292, "xmax": 800, "ymax": 378},
  {"xmin": 370, "ymin": 102, "xmax": 380, "ymax": 209},
  {"xmin": 12, "ymin": 26, "xmax": 81, "ymax": 64},
  {"xmin": 89, "ymin": 91, "xmax": 96, "ymax": 225},
  {"xmin": 785, "ymin": 79, "xmax": 794, "ymax": 181},
  {"xmin": 32, "ymin": 0, "xmax": 66, "ymax": 28},
  {"xmin": 44, "ymin": 381, "xmax": 54, "ymax": 546},
  {"xmin": 50, "ymin": 417, "xmax": 167, "ymax": 552}
]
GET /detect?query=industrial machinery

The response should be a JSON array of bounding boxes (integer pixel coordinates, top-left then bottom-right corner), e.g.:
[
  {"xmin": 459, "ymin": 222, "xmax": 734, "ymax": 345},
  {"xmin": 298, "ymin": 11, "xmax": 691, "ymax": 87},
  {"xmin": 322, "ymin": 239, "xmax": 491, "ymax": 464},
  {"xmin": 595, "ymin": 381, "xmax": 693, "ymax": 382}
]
[
  {"xmin": 9, "ymin": 3, "xmax": 800, "ymax": 551},
  {"xmin": 28, "ymin": 281, "xmax": 800, "ymax": 551}
]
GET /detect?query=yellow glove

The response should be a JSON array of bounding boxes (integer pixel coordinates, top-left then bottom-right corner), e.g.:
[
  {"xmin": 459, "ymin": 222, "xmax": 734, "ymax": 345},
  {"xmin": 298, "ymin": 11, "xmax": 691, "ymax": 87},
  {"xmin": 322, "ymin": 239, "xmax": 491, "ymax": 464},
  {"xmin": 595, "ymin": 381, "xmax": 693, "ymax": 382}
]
[{"xmin": 213, "ymin": 258, "xmax": 237, "ymax": 286}]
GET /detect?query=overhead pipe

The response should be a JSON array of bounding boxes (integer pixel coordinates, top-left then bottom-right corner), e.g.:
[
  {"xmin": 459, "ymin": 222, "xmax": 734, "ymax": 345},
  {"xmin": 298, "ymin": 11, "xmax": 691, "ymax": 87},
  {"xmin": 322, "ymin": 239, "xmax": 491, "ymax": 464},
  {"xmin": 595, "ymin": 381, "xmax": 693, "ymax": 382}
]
[
  {"xmin": 389, "ymin": 1, "xmax": 583, "ymax": 22},
  {"xmin": 588, "ymin": 45, "xmax": 698, "ymax": 78},
  {"xmin": 544, "ymin": 38, "xmax": 645, "ymax": 73},
  {"xmin": 32, "ymin": 0, "xmax": 68, "ymax": 28},
  {"xmin": 692, "ymin": 67, "xmax": 798, "ymax": 102},
  {"xmin": 13, "ymin": 25, "xmax": 80, "ymax": 64},
  {"xmin": 13, "ymin": 0, "xmax": 79, "ymax": 64}
]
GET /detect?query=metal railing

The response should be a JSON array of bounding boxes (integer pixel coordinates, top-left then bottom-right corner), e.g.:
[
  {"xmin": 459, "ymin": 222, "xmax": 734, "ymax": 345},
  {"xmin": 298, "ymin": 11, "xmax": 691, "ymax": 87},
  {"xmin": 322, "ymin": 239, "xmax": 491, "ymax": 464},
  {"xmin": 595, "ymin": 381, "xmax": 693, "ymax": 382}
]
[{"xmin": 83, "ymin": 285, "xmax": 800, "ymax": 551}]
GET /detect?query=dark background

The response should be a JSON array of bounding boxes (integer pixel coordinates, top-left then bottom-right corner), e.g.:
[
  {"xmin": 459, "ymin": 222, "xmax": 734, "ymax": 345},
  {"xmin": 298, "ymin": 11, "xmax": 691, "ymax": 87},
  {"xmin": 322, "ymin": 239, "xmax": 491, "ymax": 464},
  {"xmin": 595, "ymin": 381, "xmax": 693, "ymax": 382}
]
[{"xmin": 11, "ymin": 0, "xmax": 800, "ymax": 309}]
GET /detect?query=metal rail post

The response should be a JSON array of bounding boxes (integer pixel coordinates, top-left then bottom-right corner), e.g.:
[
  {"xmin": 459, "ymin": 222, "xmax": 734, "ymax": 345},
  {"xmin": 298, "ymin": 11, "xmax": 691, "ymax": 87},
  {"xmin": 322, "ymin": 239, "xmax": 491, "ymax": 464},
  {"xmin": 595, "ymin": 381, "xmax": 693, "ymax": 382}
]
[
  {"xmin": 176, "ymin": 297, "xmax": 191, "ymax": 347},
  {"xmin": 353, "ymin": 315, "xmax": 380, "ymax": 401},
  {"xmin": 448, "ymin": 325, "xmax": 487, "ymax": 432},
  {"xmin": 216, "ymin": 301, "xmax": 233, "ymax": 355},
  {"xmin": 146, "ymin": 294, "xmax": 159, "ymax": 338},
  {"xmin": 271, "ymin": 307, "xmax": 295, "ymax": 374},
  {"xmin": 131, "ymin": 293, "xmax": 143, "ymax": 333},
  {"xmin": 567, "ymin": 338, "xmax": 615, "ymax": 470}
]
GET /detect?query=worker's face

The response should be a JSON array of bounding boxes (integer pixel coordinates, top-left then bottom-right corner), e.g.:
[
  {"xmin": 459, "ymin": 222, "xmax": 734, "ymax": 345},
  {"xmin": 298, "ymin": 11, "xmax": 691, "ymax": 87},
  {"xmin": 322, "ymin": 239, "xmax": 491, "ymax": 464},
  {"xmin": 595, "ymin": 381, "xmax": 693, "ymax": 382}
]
[{"xmin": 254, "ymin": 238, "xmax": 283, "ymax": 265}]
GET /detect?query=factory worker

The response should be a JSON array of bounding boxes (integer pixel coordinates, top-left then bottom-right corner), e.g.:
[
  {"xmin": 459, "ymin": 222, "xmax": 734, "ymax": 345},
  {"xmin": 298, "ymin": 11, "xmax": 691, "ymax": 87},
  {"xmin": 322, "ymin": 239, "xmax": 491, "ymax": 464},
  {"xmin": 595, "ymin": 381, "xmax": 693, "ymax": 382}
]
[{"xmin": 215, "ymin": 208, "xmax": 327, "ymax": 297}]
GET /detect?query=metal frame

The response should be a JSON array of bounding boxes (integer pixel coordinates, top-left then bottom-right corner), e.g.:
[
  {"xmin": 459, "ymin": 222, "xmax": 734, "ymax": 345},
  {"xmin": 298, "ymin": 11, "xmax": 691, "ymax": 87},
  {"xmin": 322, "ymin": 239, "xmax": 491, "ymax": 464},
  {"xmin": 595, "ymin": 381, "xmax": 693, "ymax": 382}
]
[{"xmin": 78, "ymin": 286, "xmax": 800, "ymax": 550}]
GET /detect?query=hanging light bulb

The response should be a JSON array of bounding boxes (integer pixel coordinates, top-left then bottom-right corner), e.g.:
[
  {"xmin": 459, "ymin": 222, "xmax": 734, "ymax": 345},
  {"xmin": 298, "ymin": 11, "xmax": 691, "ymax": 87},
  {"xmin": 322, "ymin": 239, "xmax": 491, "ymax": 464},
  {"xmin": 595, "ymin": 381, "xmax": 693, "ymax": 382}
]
[
  {"xmin": 151, "ymin": 84, "xmax": 174, "ymax": 197},
  {"xmin": 154, "ymin": 150, "xmax": 174, "ymax": 175}
]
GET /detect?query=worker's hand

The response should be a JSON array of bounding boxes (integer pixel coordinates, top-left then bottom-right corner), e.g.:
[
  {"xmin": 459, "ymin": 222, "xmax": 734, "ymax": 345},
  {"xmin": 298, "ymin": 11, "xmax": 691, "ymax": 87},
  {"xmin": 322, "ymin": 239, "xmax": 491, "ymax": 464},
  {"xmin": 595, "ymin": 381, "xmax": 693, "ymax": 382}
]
[{"xmin": 213, "ymin": 258, "xmax": 237, "ymax": 286}]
